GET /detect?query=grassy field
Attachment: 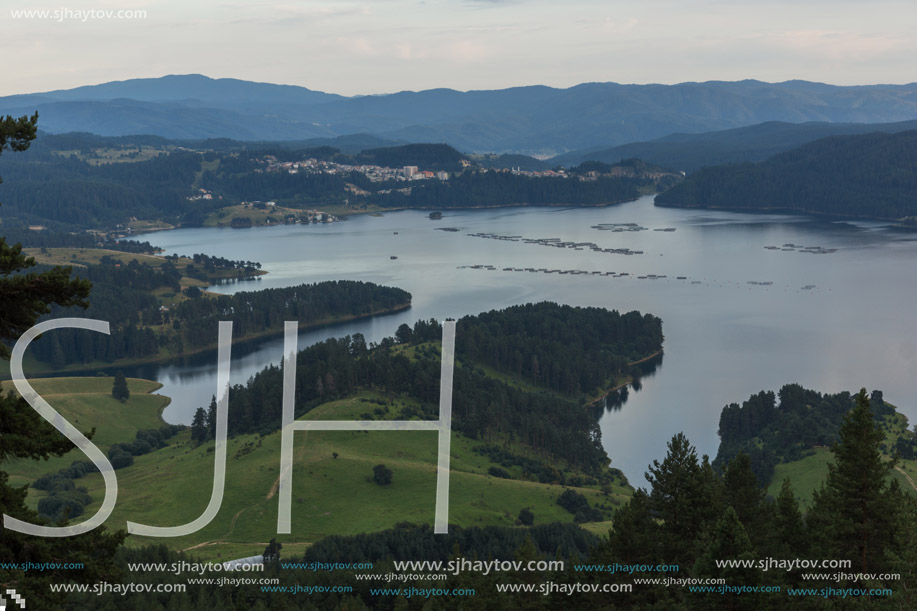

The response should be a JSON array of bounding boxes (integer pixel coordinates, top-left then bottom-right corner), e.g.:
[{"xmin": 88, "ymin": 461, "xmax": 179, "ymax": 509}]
[
  {"xmin": 767, "ymin": 433, "xmax": 917, "ymax": 507},
  {"xmin": 766, "ymin": 448, "xmax": 834, "ymax": 507},
  {"xmin": 24, "ymin": 247, "xmax": 167, "ymax": 268},
  {"xmin": 23, "ymin": 247, "xmax": 264, "ymax": 285},
  {"xmin": 203, "ymin": 202, "xmax": 394, "ymax": 226},
  {"xmin": 52, "ymin": 146, "xmax": 170, "ymax": 165},
  {"xmin": 127, "ymin": 219, "xmax": 176, "ymax": 233},
  {"xmin": 5, "ymin": 381, "xmax": 631, "ymax": 563},
  {"xmin": 203, "ymin": 204, "xmax": 305, "ymax": 227},
  {"xmin": 0, "ymin": 377, "xmax": 170, "ymax": 487}
]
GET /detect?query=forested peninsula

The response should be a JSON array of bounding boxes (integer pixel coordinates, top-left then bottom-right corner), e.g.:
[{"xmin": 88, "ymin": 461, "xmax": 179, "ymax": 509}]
[{"xmin": 655, "ymin": 130, "xmax": 917, "ymax": 220}]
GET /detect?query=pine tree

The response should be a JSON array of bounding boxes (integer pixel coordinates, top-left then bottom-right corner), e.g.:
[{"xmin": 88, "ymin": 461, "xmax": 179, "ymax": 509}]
[
  {"xmin": 263, "ymin": 537, "xmax": 282, "ymax": 563},
  {"xmin": 645, "ymin": 433, "xmax": 717, "ymax": 564},
  {"xmin": 605, "ymin": 488, "xmax": 660, "ymax": 564},
  {"xmin": 770, "ymin": 478, "xmax": 807, "ymax": 558},
  {"xmin": 722, "ymin": 453, "xmax": 769, "ymax": 546},
  {"xmin": 810, "ymin": 388, "xmax": 900, "ymax": 573},
  {"xmin": 1, "ymin": 111, "xmax": 125, "ymax": 609},
  {"xmin": 112, "ymin": 370, "xmax": 130, "ymax": 402},
  {"xmin": 205, "ymin": 395, "xmax": 217, "ymax": 440},
  {"xmin": 373, "ymin": 464, "xmax": 393, "ymax": 485},
  {"xmin": 886, "ymin": 493, "xmax": 917, "ymax": 610},
  {"xmin": 191, "ymin": 407, "xmax": 208, "ymax": 443},
  {"xmin": 693, "ymin": 506, "xmax": 761, "ymax": 611}
]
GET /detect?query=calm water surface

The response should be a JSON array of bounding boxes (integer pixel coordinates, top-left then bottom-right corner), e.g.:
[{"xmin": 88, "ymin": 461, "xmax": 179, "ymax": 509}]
[{"xmin": 117, "ymin": 196, "xmax": 917, "ymax": 485}]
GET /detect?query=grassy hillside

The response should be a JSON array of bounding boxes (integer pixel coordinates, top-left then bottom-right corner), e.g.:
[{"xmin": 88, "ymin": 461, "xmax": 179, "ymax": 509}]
[
  {"xmin": 5, "ymin": 379, "xmax": 631, "ymax": 563},
  {"xmin": 0, "ymin": 377, "xmax": 170, "ymax": 486},
  {"xmin": 765, "ymin": 409, "xmax": 917, "ymax": 506}
]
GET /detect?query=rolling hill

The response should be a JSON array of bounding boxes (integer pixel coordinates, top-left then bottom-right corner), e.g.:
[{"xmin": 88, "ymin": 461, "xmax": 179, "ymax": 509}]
[{"xmin": 5, "ymin": 75, "xmax": 917, "ymax": 154}]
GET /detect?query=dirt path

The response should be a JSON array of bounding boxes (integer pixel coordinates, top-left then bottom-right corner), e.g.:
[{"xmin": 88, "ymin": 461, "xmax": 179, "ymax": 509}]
[
  {"xmin": 267, "ymin": 433, "xmax": 308, "ymax": 500},
  {"xmin": 627, "ymin": 349, "xmax": 664, "ymax": 367},
  {"xmin": 180, "ymin": 506, "xmax": 250, "ymax": 552},
  {"xmin": 180, "ymin": 433, "xmax": 311, "ymax": 553},
  {"xmin": 895, "ymin": 465, "xmax": 917, "ymax": 492}
]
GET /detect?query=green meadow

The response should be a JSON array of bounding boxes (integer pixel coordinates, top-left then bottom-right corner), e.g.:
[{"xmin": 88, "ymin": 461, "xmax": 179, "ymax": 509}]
[
  {"xmin": 5, "ymin": 379, "xmax": 629, "ymax": 563},
  {"xmin": 765, "ymin": 408, "xmax": 917, "ymax": 506},
  {"xmin": 1, "ymin": 377, "xmax": 169, "ymax": 487}
]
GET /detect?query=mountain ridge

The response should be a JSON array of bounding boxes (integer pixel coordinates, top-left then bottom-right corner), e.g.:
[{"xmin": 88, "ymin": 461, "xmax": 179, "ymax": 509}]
[{"xmin": 4, "ymin": 75, "xmax": 917, "ymax": 154}]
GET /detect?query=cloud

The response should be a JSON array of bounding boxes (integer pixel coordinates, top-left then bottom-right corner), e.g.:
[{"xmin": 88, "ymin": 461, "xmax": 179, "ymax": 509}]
[
  {"xmin": 769, "ymin": 29, "xmax": 902, "ymax": 61},
  {"xmin": 338, "ymin": 36, "xmax": 379, "ymax": 56},
  {"xmin": 396, "ymin": 42, "xmax": 428, "ymax": 60},
  {"xmin": 446, "ymin": 40, "xmax": 490, "ymax": 62},
  {"xmin": 599, "ymin": 18, "xmax": 639, "ymax": 34}
]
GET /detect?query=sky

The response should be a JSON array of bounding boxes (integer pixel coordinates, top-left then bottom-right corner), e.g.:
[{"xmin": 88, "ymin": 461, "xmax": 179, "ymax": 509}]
[{"xmin": 1, "ymin": 0, "xmax": 916, "ymax": 97}]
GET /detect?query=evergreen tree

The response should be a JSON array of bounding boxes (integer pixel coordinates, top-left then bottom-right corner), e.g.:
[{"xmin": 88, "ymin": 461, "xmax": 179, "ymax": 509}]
[
  {"xmin": 190, "ymin": 408, "xmax": 208, "ymax": 444},
  {"xmin": 1, "ymin": 111, "xmax": 125, "ymax": 608},
  {"xmin": 645, "ymin": 433, "xmax": 716, "ymax": 564},
  {"xmin": 604, "ymin": 488, "xmax": 660, "ymax": 564},
  {"xmin": 205, "ymin": 395, "xmax": 217, "ymax": 440},
  {"xmin": 886, "ymin": 493, "xmax": 917, "ymax": 610},
  {"xmin": 394, "ymin": 323, "xmax": 413, "ymax": 344},
  {"xmin": 112, "ymin": 370, "xmax": 130, "ymax": 402},
  {"xmin": 373, "ymin": 464, "xmax": 393, "ymax": 486},
  {"xmin": 693, "ymin": 506, "xmax": 761, "ymax": 611},
  {"xmin": 770, "ymin": 478, "xmax": 808, "ymax": 558},
  {"xmin": 722, "ymin": 453, "xmax": 769, "ymax": 546},
  {"xmin": 263, "ymin": 538, "xmax": 282, "ymax": 564},
  {"xmin": 810, "ymin": 388, "xmax": 900, "ymax": 573}
]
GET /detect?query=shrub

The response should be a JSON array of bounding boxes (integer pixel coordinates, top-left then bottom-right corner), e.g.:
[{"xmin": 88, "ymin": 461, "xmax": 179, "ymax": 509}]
[
  {"xmin": 373, "ymin": 464, "xmax": 393, "ymax": 486},
  {"xmin": 488, "ymin": 466, "xmax": 512, "ymax": 479}
]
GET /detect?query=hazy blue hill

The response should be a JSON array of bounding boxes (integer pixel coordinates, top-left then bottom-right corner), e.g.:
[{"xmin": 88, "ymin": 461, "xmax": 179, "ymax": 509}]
[
  {"xmin": 654, "ymin": 130, "xmax": 917, "ymax": 219},
  {"xmin": 0, "ymin": 99, "xmax": 338, "ymax": 140},
  {"xmin": 3, "ymin": 75, "xmax": 917, "ymax": 153},
  {"xmin": 553, "ymin": 119, "xmax": 917, "ymax": 171},
  {"xmin": 27, "ymin": 74, "xmax": 344, "ymax": 106}
]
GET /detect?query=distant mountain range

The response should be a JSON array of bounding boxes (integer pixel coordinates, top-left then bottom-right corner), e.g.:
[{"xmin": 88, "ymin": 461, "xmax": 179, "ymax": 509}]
[
  {"xmin": 3, "ymin": 75, "xmax": 917, "ymax": 155},
  {"xmin": 552, "ymin": 119, "xmax": 917, "ymax": 172}
]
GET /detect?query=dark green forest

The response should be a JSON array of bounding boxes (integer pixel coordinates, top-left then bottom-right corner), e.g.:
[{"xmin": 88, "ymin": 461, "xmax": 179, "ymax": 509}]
[
  {"xmin": 33, "ymin": 389, "xmax": 917, "ymax": 610},
  {"xmin": 456, "ymin": 303, "xmax": 662, "ymax": 398},
  {"xmin": 20, "ymin": 264, "xmax": 411, "ymax": 367},
  {"xmin": 0, "ymin": 147, "xmax": 207, "ymax": 227},
  {"xmin": 354, "ymin": 143, "xmax": 466, "ymax": 172},
  {"xmin": 655, "ymin": 130, "xmax": 917, "ymax": 219},
  {"xmin": 367, "ymin": 170, "xmax": 647, "ymax": 209},
  {"xmin": 714, "ymin": 384, "xmax": 904, "ymax": 485},
  {"xmin": 0, "ymin": 222, "xmax": 158, "ymax": 251},
  {"xmin": 0, "ymin": 132, "xmax": 679, "ymax": 230},
  {"xmin": 210, "ymin": 303, "xmax": 662, "ymax": 474}
]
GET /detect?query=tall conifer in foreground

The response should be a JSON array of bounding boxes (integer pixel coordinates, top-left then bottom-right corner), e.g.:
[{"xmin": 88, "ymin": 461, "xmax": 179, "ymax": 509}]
[
  {"xmin": 809, "ymin": 388, "xmax": 900, "ymax": 573},
  {"xmin": 0, "ymin": 112, "xmax": 125, "ymax": 607}
]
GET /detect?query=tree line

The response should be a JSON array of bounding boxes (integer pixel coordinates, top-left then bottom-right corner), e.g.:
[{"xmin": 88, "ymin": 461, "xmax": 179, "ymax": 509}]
[
  {"xmin": 656, "ymin": 130, "xmax": 917, "ymax": 219},
  {"xmin": 0, "ymin": 222, "xmax": 158, "ymax": 252},
  {"xmin": 715, "ymin": 383, "xmax": 898, "ymax": 484},
  {"xmin": 42, "ymin": 388, "xmax": 917, "ymax": 610},
  {"xmin": 212, "ymin": 303, "xmax": 661, "ymax": 474},
  {"xmin": 455, "ymin": 302, "xmax": 663, "ymax": 399},
  {"xmin": 21, "ymin": 257, "xmax": 412, "ymax": 367},
  {"xmin": 0, "ymin": 148, "xmax": 207, "ymax": 228}
]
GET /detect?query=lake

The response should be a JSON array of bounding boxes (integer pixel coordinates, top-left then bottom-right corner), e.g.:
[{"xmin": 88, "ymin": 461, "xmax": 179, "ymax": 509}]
[{"xmin": 117, "ymin": 196, "xmax": 917, "ymax": 485}]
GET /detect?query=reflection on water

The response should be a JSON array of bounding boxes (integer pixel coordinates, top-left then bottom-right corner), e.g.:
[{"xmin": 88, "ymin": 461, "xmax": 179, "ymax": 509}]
[
  {"xmin": 28, "ymin": 196, "xmax": 917, "ymax": 483},
  {"xmin": 591, "ymin": 353, "xmax": 662, "ymax": 419}
]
